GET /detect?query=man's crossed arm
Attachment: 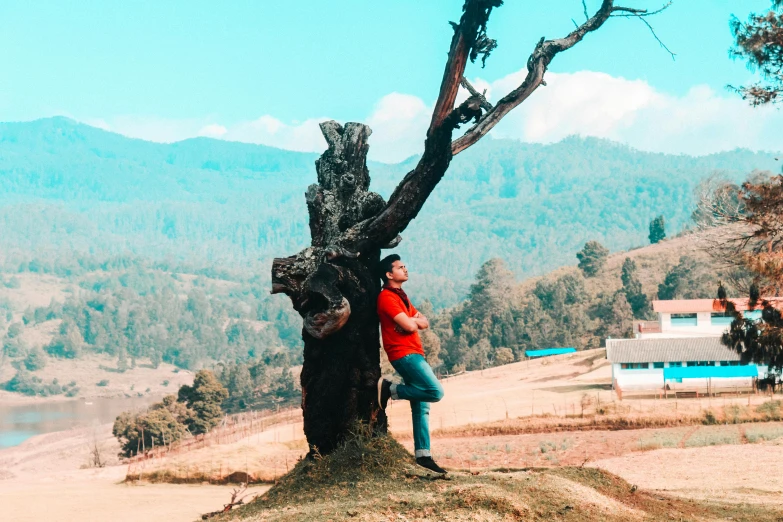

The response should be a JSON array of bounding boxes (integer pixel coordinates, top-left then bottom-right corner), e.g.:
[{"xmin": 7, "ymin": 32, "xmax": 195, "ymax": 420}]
[{"xmin": 393, "ymin": 312, "xmax": 429, "ymax": 334}]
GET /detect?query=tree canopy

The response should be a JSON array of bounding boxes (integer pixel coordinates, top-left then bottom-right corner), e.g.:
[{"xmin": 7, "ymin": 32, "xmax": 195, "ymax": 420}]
[{"xmin": 730, "ymin": 1, "xmax": 783, "ymax": 105}]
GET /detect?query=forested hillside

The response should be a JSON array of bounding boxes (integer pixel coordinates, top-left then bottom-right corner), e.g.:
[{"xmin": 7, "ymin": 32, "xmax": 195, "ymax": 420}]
[
  {"xmin": 1, "ymin": 117, "xmax": 779, "ymax": 308},
  {"xmin": 428, "ymin": 231, "xmax": 744, "ymax": 374}
]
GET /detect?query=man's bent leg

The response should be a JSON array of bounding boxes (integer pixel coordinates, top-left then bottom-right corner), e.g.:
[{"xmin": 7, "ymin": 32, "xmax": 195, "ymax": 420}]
[
  {"xmin": 390, "ymin": 354, "xmax": 444, "ymax": 403},
  {"xmin": 410, "ymin": 400, "xmax": 431, "ymax": 457}
]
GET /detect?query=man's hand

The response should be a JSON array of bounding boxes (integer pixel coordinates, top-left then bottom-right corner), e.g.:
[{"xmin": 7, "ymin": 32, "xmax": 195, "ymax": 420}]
[{"xmin": 413, "ymin": 312, "xmax": 429, "ymax": 330}]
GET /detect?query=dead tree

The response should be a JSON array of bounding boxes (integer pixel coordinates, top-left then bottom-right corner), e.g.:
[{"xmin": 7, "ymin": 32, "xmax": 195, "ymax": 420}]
[{"xmin": 272, "ymin": 0, "xmax": 670, "ymax": 456}]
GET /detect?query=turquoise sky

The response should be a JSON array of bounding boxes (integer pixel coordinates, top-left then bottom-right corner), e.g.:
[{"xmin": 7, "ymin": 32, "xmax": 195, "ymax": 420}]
[{"xmin": 0, "ymin": 1, "xmax": 779, "ymax": 160}]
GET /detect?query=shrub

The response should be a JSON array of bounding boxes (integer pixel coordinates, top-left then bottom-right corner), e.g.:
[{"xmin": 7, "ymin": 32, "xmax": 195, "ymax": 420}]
[
  {"xmin": 177, "ymin": 370, "xmax": 228, "ymax": 435},
  {"xmin": 756, "ymin": 400, "xmax": 782, "ymax": 421},
  {"xmin": 112, "ymin": 396, "xmax": 191, "ymax": 457},
  {"xmin": 23, "ymin": 346, "xmax": 47, "ymax": 371},
  {"xmin": 702, "ymin": 409, "xmax": 718, "ymax": 425},
  {"xmin": 494, "ymin": 348, "xmax": 514, "ymax": 366},
  {"xmin": 97, "ymin": 379, "xmax": 110, "ymax": 387},
  {"xmin": 6, "ymin": 322, "xmax": 23, "ymax": 338},
  {"xmin": 4, "ymin": 370, "xmax": 66, "ymax": 397}
]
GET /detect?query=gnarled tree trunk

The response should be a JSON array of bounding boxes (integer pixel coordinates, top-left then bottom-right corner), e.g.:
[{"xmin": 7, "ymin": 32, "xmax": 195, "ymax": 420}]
[
  {"xmin": 271, "ymin": 0, "xmax": 665, "ymax": 455},
  {"xmin": 272, "ymin": 122, "xmax": 393, "ymax": 454}
]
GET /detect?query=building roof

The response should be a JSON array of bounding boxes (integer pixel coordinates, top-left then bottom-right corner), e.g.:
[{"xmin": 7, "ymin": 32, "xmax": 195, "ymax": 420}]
[
  {"xmin": 653, "ymin": 298, "xmax": 783, "ymax": 314},
  {"xmin": 525, "ymin": 348, "xmax": 576, "ymax": 358},
  {"xmin": 606, "ymin": 337, "xmax": 740, "ymax": 363}
]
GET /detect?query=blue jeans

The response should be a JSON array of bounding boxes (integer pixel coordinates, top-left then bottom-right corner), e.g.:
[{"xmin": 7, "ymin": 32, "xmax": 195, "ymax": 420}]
[{"xmin": 390, "ymin": 353, "xmax": 444, "ymax": 458}]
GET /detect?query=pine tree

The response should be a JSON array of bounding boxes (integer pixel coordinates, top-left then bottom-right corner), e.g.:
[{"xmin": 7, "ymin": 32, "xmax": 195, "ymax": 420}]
[
  {"xmin": 576, "ymin": 241, "xmax": 609, "ymax": 277},
  {"xmin": 730, "ymin": 1, "xmax": 783, "ymax": 105},
  {"xmin": 620, "ymin": 257, "xmax": 651, "ymax": 318},
  {"xmin": 649, "ymin": 215, "xmax": 666, "ymax": 244}
]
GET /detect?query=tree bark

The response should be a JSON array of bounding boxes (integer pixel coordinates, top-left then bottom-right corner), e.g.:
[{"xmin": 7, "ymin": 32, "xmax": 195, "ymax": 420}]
[{"xmin": 272, "ymin": 122, "xmax": 389, "ymax": 455}]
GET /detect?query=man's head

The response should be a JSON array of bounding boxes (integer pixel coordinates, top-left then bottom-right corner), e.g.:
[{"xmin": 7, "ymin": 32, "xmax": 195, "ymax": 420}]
[{"xmin": 379, "ymin": 254, "xmax": 408, "ymax": 286}]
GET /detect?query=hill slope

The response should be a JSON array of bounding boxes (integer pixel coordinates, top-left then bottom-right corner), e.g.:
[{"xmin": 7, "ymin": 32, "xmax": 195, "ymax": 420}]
[{"xmin": 0, "ymin": 117, "xmax": 779, "ymax": 308}]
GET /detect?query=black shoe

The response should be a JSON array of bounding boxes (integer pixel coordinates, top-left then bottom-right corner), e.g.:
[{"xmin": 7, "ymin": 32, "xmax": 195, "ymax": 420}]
[
  {"xmin": 416, "ymin": 456, "xmax": 447, "ymax": 474},
  {"xmin": 377, "ymin": 378, "xmax": 392, "ymax": 410}
]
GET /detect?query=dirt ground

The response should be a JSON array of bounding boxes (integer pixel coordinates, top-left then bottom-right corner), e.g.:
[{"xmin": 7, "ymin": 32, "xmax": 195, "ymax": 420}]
[
  {"xmin": 0, "ymin": 470, "xmax": 270, "ymax": 522},
  {"xmin": 592, "ymin": 441, "xmax": 783, "ymax": 505},
  {"xmin": 2, "ymin": 348, "xmax": 783, "ymax": 521}
]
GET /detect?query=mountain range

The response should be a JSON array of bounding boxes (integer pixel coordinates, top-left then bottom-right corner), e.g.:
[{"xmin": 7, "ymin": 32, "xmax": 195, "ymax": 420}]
[{"xmin": 0, "ymin": 117, "xmax": 779, "ymax": 308}]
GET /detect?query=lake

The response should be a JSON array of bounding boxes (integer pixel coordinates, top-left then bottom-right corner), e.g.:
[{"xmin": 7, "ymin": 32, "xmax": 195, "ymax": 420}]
[{"xmin": 0, "ymin": 396, "xmax": 155, "ymax": 449}]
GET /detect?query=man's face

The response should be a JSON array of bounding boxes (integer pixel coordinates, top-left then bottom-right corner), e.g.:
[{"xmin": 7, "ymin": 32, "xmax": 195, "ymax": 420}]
[{"xmin": 386, "ymin": 260, "xmax": 409, "ymax": 283}]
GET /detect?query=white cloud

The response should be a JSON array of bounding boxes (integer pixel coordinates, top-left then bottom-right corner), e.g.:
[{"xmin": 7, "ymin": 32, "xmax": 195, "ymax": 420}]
[
  {"xmin": 224, "ymin": 116, "xmax": 328, "ymax": 153},
  {"xmin": 94, "ymin": 115, "xmax": 205, "ymax": 143},
  {"xmin": 75, "ymin": 71, "xmax": 783, "ymax": 164},
  {"xmin": 198, "ymin": 123, "xmax": 227, "ymax": 138},
  {"xmin": 366, "ymin": 93, "xmax": 430, "ymax": 163},
  {"xmin": 482, "ymin": 70, "xmax": 783, "ymax": 155}
]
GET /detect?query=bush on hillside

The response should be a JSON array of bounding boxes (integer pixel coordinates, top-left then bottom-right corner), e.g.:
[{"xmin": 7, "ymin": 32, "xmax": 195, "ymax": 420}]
[
  {"xmin": 114, "ymin": 370, "xmax": 228, "ymax": 457},
  {"xmin": 23, "ymin": 345, "xmax": 47, "ymax": 371},
  {"xmin": 577, "ymin": 241, "xmax": 609, "ymax": 277}
]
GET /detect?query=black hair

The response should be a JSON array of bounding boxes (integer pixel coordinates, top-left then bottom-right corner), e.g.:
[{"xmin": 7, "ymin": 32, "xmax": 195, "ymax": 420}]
[{"xmin": 378, "ymin": 254, "xmax": 401, "ymax": 284}]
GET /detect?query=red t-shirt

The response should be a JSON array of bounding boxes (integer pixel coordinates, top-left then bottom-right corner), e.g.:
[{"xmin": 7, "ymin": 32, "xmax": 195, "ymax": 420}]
[{"xmin": 377, "ymin": 288, "xmax": 424, "ymax": 363}]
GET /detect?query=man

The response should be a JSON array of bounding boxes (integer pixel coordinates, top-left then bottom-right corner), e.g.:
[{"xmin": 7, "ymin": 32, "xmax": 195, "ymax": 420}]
[{"xmin": 376, "ymin": 254, "xmax": 446, "ymax": 474}]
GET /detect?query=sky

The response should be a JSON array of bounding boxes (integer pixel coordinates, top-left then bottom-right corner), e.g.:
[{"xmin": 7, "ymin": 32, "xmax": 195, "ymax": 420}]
[{"xmin": 0, "ymin": 0, "xmax": 780, "ymax": 162}]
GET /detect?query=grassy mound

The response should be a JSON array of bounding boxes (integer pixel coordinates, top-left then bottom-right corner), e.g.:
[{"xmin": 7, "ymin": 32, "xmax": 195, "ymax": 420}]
[
  {"xmin": 258, "ymin": 423, "xmax": 418, "ymax": 506},
  {"xmin": 218, "ymin": 424, "xmax": 783, "ymax": 521}
]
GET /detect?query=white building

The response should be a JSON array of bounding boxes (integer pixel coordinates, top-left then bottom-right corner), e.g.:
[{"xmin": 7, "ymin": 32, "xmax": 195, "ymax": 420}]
[{"xmin": 607, "ymin": 298, "xmax": 779, "ymax": 394}]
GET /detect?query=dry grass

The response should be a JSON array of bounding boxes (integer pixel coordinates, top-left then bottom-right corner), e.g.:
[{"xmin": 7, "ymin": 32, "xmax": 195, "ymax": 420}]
[
  {"xmin": 744, "ymin": 423, "xmax": 783, "ymax": 443},
  {"xmin": 214, "ymin": 425, "xmax": 783, "ymax": 522}
]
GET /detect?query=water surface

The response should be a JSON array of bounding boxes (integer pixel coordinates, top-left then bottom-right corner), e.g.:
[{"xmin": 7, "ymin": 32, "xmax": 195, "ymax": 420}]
[{"xmin": 0, "ymin": 396, "xmax": 155, "ymax": 449}]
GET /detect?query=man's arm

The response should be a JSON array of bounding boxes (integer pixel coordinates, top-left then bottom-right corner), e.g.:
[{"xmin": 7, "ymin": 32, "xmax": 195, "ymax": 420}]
[{"xmin": 392, "ymin": 312, "xmax": 429, "ymax": 333}]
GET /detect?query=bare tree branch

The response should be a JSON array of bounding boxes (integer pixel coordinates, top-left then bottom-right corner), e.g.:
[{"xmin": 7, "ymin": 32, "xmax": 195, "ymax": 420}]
[
  {"xmin": 611, "ymin": 3, "xmax": 676, "ymax": 60},
  {"xmin": 452, "ymin": 0, "xmax": 619, "ymax": 155},
  {"xmin": 335, "ymin": 0, "xmax": 671, "ymax": 252},
  {"xmin": 430, "ymin": 0, "xmax": 503, "ymax": 131},
  {"xmin": 460, "ymin": 76, "xmax": 493, "ymax": 111}
]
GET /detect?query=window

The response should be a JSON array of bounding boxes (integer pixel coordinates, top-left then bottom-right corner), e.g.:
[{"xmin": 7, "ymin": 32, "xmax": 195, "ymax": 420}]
[
  {"xmin": 671, "ymin": 313, "xmax": 698, "ymax": 327},
  {"xmin": 686, "ymin": 361, "xmax": 699, "ymax": 367},
  {"xmin": 653, "ymin": 362, "xmax": 665, "ymax": 369},
  {"xmin": 720, "ymin": 361, "xmax": 740, "ymax": 366},
  {"xmin": 669, "ymin": 362, "xmax": 682, "ymax": 367},
  {"xmin": 621, "ymin": 362, "xmax": 649, "ymax": 370},
  {"xmin": 711, "ymin": 312, "xmax": 734, "ymax": 326},
  {"xmin": 745, "ymin": 310, "xmax": 762, "ymax": 321}
]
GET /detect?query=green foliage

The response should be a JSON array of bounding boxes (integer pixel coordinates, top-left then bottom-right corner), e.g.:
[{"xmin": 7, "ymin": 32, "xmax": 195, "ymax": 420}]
[
  {"xmin": 6, "ymin": 322, "xmax": 23, "ymax": 339},
  {"xmin": 730, "ymin": 2, "xmax": 783, "ymax": 106},
  {"xmin": 439, "ymin": 259, "xmax": 518, "ymax": 371},
  {"xmin": 493, "ymin": 347, "xmax": 514, "ymax": 366},
  {"xmin": 112, "ymin": 395, "xmax": 191, "ymax": 457},
  {"xmin": 657, "ymin": 256, "xmax": 716, "ymax": 300},
  {"xmin": 23, "ymin": 345, "xmax": 47, "ymax": 371},
  {"xmin": 2, "ymin": 336, "xmax": 27, "ymax": 358},
  {"xmin": 648, "ymin": 215, "xmax": 666, "ymax": 244},
  {"xmin": 3, "ymin": 370, "xmax": 77, "ymax": 397},
  {"xmin": 113, "ymin": 373, "xmax": 231, "ymax": 457},
  {"xmin": 177, "ymin": 370, "xmax": 229, "ymax": 435},
  {"xmin": 620, "ymin": 258, "xmax": 651, "ymax": 319},
  {"xmin": 45, "ymin": 321, "xmax": 83, "ymax": 359},
  {"xmin": 3, "ymin": 276, "xmax": 21, "ymax": 289},
  {"xmin": 97, "ymin": 379, "xmax": 109, "ymax": 386},
  {"xmin": 0, "ymin": 119, "xmax": 778, "ymax": 311},
  {"xmin": 576, "ymin": 241, "xmax": 609, "ymax": 277}
]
